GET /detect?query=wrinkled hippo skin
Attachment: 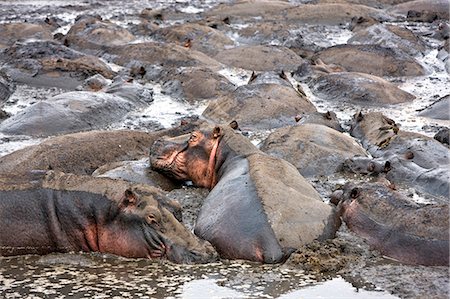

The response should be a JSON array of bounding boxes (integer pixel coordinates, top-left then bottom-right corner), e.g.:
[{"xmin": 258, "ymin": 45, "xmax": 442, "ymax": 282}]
[
  {"xmin": 313, "ymin": 44, "xmax": 425, "ymax": 77},
  {"xmin": 65, "ymin": 15, "xmax": 135, "ymax": 52},
  {"xmin": 349, "ymin": 111, "xmax": 450, "ymax": 198},
  {"xmin": 0, "ymin": 79, "xmax": 153, "ymax": 137},
  {"xmin": 434, "ymin": 128, "xmax": 449, "ymax": 145},
  {"xmin": 0, "ymin": 119, "xmax": 205, "ymax": 176},
  {"xmin": 261, "ymin": 123, "xmax": 366, "ymax": 177},
  {"xmin": 417, "ymin": 95, "xmax": 450, "ymax": 120},
  {"xmin": 0, "ymin": 41, "xmax": 115, "ymax": 89},
  {"xmin": 202, "ymin": 78, "xmax": 316, "ymax": 131},
  {"xmin": 310, "ymin": 72, "xmax": 415, "ymax": 105},
  {"xmin": 0, "ymin": 70, "xmax": 15, "ymax": 106},
  {"xmin": 0, "ymin": 171, "xmax": 217, "ymax": 264},
  {"xmin": 332, "ymin": 182, "xmax": 449, "ymax": 266},
  {"xmin": 92, "ymin": 158, "xmax": 181, "ymax": 191},
  {"xmin": 151, "ymin": 23, "xmax": 234, "ymax": 57},
  {"xmin": 150, "ymin": 125, "xmax": 340, "ymax": 263},
  {"xmin": 0, "ymin": 22, "xmax": 54, "ymax": 49}
]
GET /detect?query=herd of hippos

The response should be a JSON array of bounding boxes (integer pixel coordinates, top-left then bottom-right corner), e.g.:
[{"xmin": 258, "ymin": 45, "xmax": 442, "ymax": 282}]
[{"xmin": 0, "ymin": 0, "xmax": 449, "ymax": 269}]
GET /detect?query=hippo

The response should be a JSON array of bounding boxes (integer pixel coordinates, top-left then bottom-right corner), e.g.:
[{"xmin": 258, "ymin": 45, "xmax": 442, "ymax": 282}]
[
  {"xmin": 0, "ymin": 171, "xmax": 217, "ymax": 264},
  {"xmin": 150, "ymin": 124, "xmax": 340, "ymax": 263},
  {"xmin": 349, "ymin": 111, "xmax": 450, "ymax": 198},
  {"xmin": 0, "ymin": 187, "xmax": 215, "ymax": 263},
  {"xmin": 331, "ymin": 182, "xmax": 449, "ymax": 266}
]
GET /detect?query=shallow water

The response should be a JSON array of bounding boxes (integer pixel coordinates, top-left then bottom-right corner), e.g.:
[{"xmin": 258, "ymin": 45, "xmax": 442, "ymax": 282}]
[{"xmin": 0, "ymin": 253, "xmax": 398, "ymax": 299}]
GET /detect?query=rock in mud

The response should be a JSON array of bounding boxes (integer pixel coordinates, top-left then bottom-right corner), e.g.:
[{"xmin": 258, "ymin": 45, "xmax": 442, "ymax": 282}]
[
  {"xmin": 310, "ymin": 72, "xmax": 415, "ymax": 105},
  {"xmin": 261, "ymin": 124, "xmax": 367, "ymax": 177},
  {"xmin": 214, "ymin": 45, "xmax": 304, "ymax": 72},
  {"xmin": 313, "ymin": 44, "xmax": 426, "ymax": 77}
]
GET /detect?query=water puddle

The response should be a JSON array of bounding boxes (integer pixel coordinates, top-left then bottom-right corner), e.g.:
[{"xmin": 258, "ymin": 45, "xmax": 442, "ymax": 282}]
[{"xmin": 0, "ymin": 253, "xmax": 398, "ymax": 299}]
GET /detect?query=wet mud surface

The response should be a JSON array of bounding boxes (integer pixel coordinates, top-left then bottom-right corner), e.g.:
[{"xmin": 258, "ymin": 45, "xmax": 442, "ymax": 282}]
[{"xmin": 0, "ymin": 0, "xmax": 449, "ymax": 298}]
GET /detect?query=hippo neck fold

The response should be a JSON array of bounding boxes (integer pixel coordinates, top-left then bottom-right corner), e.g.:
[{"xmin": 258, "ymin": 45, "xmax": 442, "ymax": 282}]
[{"xmin": 206, "ymin": 134, "xmax": 222, "ymax": 190}]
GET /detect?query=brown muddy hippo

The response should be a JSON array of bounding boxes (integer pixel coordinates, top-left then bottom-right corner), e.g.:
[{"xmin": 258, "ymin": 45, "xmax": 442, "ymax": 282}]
[
  {"xmin": 331, "ymin": 182, "xmax": 449, "ymax": 266},
  {"xmin": 150, "ymin": 125, "xmax": 340, "ymax": 263},
  {"xmin": 0, "ymin": 188, "xmax": 214, "ymax": 263},
  {"xmin": 0, "ymin": 171, "xmax": 217, "ymax": 264}
]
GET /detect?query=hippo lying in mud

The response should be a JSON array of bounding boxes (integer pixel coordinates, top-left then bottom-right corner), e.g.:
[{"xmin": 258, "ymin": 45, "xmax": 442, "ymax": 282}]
[
  {"xmin": 332, "ymin": 182, "xmax": 449, "ymax": 266},
  {"xmin": 349, "ymin": 111, "xmax": 450, "ymax": 199},
  {"xmin": 150, "ymin": 124, "xmax": 340, "ymax": 263},
  {"xmin": 0, "ymin": 172, "xmax": 217, "ymax": 264}
]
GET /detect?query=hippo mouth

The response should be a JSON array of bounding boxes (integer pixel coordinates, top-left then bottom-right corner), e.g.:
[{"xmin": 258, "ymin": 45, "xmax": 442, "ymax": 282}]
[
  {"xmin": 151, "ymin": 149, "xmax": 189, "ymax": 181},
  {"xmin": 150, "ymin": 138, "xmax": 190, "ymax": 180},
  {"xmin": 141, "ymin": 222, "xmax": 168, "ymax": 259}
]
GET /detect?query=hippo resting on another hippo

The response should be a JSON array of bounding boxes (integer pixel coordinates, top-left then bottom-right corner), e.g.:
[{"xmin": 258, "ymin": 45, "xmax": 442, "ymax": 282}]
[
  {"xmin": 348, "ymin": 111, "xmax": 449, "ymax": 199},
  {"xmin": 150, "ymin": 124, "xmax": 340, "ymax": 263},
  {"xmin": 332, "ymin": 182, "xmax": 449, "ymax": 266},
  {"xmin": 0, "ymin": 171, "xmax": 217, "ymax": 264}
]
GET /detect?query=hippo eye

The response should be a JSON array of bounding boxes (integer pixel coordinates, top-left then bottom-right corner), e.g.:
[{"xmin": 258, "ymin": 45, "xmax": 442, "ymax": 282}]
[
  {"xmin": 146, "ymin": 214, "xmax": 161, "ymax": 226},
  {"xmin": 350, "ymin": 188, "xmax": 360, "ymax": 199},
  {"xmin": 189, "ymin": 132, "xmax": 199, "ymax": 143}
]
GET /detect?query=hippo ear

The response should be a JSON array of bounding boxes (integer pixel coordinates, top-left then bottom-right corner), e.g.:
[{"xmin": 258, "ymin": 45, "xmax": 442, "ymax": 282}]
[
  {"xmin": 229, "ymin": 120, "xmax": 239, "ymax": 130},
  {"xmin": 384, "ymin": 161, "xmax": 392, "ymax": 172},
  {"xmin": 248, "ymin": 71, "xmax": 258, "ymax": 83},
  {"xmin": 350, "ymin": 187, "xmax": 360, "ymax": 199},
  {"xmin": 355, "ymin": 111, "xmax": 364, "ymax": 122},
  {"xmin": 119, "ymin": 189, "xmax": 138, "ymax": 209},
  {"xmin": 212, "ymin": 126, "xmax": 223, "ymax": 139},
  {"xmin": 324, "ymin": 111, "xmax": 333, "ymax": 120}
]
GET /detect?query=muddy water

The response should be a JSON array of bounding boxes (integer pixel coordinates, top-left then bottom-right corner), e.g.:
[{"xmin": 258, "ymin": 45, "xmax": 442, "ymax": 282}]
[
  {"xmin": 0, "ymin": 0, "xmax": 449, "ymax": 298},
  {"xmin": 0, "ymin": 253, "xmax": 398, "ymax": 299}
]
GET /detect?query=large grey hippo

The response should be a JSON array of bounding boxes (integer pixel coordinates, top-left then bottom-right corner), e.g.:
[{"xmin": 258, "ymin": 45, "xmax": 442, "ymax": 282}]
[
  {"xmin": 332, "ymin": 182, "xmax": 449, "ymax": 266},
  {"xmin": 150, "ymin": 124, "xmax": 340, "ymax": 263}
]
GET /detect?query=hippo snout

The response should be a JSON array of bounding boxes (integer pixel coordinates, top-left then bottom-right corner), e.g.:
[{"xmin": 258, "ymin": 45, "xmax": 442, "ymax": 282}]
[
  {"xmin": 330, "ymin": 190, "xmax": 344, "ymax": 205},
  {"xmin": 165, "ymin": 241, "xmax": 218, "ymax": 264}
]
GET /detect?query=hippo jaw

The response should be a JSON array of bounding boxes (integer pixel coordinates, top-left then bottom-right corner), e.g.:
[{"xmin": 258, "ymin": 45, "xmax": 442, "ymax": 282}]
[{"xmin": 150, "ymin": 127, "xmax": 223, "ymax": 189}]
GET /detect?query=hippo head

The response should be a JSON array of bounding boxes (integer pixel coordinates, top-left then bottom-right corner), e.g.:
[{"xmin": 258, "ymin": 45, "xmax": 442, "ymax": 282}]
[
  {"xmin": 114, "ymin": 189, "xmax": 218, "ymax": 263},
  {"xmin": 150, "ymin": 126, "xmax": 223, "ymax": 189}
]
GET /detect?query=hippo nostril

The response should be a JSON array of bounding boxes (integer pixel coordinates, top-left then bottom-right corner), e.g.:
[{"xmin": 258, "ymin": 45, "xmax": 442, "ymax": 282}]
[
  {"xmin": 350, "ymin": 187, "xmax": 360, "ymax": 199},
  {"xmin": 330, "ymin": 190, "xmax": 344, "ymax": 205}
]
